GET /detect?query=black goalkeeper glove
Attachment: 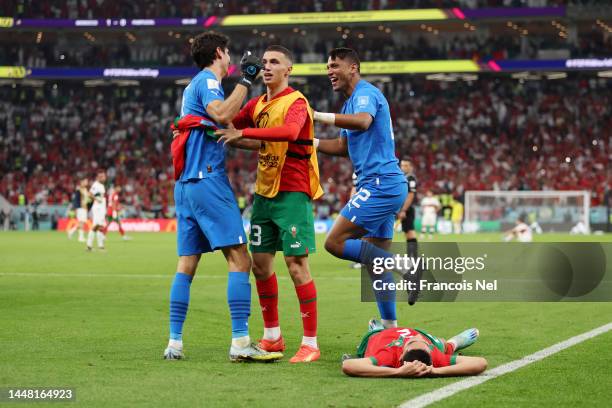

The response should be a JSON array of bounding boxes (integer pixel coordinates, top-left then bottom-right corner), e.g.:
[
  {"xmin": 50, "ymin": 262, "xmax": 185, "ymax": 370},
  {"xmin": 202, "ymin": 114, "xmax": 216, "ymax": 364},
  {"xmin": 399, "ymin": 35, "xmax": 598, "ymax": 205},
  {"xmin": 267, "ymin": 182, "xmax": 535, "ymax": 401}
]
[{"xmin": 238, "ymin": 51, "xmax": 263, "ymax": 88}]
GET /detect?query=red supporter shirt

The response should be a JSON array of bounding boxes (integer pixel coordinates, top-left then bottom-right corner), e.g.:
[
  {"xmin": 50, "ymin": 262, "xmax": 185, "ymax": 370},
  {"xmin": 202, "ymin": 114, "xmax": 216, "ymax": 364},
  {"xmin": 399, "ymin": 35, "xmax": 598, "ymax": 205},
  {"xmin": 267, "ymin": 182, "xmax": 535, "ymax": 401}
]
[
  {"xmin": 364, "ymin": 328, "xmax": 455, "ymax": 368},
  {"xmin": 232, "ymin": 87, "xmax": 312, "ymax": 197}
]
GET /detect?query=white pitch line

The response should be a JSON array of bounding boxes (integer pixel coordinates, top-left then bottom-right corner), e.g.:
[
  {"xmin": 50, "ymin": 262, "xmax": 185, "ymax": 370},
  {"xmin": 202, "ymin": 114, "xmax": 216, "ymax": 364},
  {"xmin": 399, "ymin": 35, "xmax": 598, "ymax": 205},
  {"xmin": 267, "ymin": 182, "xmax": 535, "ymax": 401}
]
[
  {"xmin": 399, "ymin": 322, "xmax": 612, "ymax": 408},
  {"xmin": 0, "ymin": 272, "xmax": 360, "ymax": 281}
]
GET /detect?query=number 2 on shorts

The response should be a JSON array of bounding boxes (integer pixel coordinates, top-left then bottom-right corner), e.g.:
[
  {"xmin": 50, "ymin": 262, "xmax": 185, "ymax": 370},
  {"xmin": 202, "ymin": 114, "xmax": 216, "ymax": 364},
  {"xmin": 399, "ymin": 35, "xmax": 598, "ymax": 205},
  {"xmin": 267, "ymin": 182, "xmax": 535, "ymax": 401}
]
[{"xmin": 350, "ymin": 188, "xmax": 371, "ymax": 209}]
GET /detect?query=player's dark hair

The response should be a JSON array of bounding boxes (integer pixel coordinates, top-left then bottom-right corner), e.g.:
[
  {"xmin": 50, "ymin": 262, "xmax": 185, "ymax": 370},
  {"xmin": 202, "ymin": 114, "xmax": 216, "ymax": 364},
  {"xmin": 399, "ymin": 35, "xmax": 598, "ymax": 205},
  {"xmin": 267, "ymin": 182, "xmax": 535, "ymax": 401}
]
[
  {"xmin": 265, "ymin": 45, "xmax": 293, "ymax": 64},
  {"xmin": 191, "ymin": 31, "xmax": 230, "ymax": 69},
  {"xmin": 402, "ymin": 349, "xmax": 432, "ymax": 366},
  {"xmin": 328, "ymin": 47, "xmax": 360, "ymax": 72}
]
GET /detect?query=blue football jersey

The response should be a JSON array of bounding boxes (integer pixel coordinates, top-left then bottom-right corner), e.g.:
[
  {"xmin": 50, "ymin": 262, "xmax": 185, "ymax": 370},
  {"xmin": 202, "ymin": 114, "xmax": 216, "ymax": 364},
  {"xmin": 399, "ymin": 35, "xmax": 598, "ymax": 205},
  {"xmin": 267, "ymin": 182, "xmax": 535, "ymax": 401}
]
[
  {"xmin": 340, "ymin": 80, "xmax": 404, "ymax": 187},
  {"xmin": 179, "ymin": 69, "xmax": 226, "ymax": 181}
]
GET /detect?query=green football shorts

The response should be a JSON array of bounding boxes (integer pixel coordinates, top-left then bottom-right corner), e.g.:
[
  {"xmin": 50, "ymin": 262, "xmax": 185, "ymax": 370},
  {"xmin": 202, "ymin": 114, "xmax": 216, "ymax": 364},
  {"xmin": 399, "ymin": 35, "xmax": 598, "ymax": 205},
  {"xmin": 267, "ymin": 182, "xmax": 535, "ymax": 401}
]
[{"xmin": 249, "ymin": 192, "xmax": 316, "ymax": 256}]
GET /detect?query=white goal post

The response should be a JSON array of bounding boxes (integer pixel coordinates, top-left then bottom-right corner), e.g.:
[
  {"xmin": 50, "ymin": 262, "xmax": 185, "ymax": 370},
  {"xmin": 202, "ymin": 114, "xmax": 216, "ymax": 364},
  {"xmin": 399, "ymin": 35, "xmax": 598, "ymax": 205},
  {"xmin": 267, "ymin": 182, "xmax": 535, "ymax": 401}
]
[{"xmin": 464, "ymin": 190, "xmax": 590, "ymax": 233}]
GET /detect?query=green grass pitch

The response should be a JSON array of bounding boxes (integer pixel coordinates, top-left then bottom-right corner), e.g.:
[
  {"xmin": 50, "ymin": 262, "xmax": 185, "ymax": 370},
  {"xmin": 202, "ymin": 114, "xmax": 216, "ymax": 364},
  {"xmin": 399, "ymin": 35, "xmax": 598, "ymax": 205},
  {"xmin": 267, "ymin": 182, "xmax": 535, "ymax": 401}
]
[{"xmin": 1, "ymin": 232, "xmax": 611, "ymax": 407}]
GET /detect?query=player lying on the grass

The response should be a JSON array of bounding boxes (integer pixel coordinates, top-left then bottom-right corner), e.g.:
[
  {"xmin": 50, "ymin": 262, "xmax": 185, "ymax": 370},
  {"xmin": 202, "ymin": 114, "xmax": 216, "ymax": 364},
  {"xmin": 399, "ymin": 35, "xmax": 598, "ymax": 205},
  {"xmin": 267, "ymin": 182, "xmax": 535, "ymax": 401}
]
[
  {"xmin": 342, "ymin": 320, "xmax": 486, "ymax": 378},
  {"xmin": 215, "ymin": 45, "xmax": 324, "ymax": 363},
  {"xmin": 164, "ymin": 31, "xmax": 281, "ymax": 362},
  {"xmin": 503, "ymin": 216, "xmax": 533, "ymax": 243},
  {"xmin": 312, "ymin": 47, "xmax": 413, "ymax": 327}
]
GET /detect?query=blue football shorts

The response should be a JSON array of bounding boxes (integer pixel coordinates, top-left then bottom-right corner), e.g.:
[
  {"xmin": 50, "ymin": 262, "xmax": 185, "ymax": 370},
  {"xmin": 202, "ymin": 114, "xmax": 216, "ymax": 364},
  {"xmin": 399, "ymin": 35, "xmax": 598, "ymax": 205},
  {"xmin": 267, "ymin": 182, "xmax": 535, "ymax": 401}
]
[
  {"xmin": 340, "ymin": 179, "xmax": 408, "ymax": 239},
  {"xmin": 175, "ymin": 174, "xmax": 247, "ymax": 256}
]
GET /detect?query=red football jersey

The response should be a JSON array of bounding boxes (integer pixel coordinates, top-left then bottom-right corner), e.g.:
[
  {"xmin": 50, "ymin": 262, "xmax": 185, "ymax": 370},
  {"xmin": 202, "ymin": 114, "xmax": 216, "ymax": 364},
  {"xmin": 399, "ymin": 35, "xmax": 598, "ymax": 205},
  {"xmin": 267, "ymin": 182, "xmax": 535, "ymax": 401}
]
[
  {"xmin": 364, "ymin": 327, "xmax": 455, "ymax": 368},
  {"xmin": 107, "ymin": 192, "xmax": 120, "ymax": 216}
]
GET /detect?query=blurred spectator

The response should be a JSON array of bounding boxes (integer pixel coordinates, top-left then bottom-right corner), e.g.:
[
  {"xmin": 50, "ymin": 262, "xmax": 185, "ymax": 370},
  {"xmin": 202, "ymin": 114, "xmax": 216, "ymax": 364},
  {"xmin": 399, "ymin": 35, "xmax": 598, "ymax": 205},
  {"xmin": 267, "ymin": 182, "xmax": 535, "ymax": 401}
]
[
  {"xmin": 0, "ymin": 75, "xmax": 610, "ymax": 217},
  {"xmin": 0, "ymin": 1, "xmax": 577, "ymax": 19}
]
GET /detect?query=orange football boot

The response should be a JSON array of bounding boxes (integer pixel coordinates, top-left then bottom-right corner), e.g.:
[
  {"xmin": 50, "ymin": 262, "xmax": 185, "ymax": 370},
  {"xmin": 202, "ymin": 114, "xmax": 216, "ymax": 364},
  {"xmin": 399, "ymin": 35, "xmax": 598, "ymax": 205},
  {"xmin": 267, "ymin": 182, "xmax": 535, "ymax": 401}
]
[
  {"xmin": 257, "ymin": 336, "xmax": 286, "ymax": 352},
  {"xmin": 289, "ymin": 344, "xmax": 320, "ymax": 363}
]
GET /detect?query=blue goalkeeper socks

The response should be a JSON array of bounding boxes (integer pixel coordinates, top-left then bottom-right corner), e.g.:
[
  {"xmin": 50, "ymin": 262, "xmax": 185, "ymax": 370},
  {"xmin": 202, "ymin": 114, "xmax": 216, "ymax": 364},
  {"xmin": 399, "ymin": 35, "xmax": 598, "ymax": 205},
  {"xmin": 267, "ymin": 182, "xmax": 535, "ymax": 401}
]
[
  {"xmin": 343, "ymin": 239, "xmax": 397, "ymax": 321},
  {"xmin": 227, "ymin": 272, "xmax": 251, "ymax": 339},
  {"xmin": 169, "ymin": 272, "xmax": 193, "ymax": 341}
]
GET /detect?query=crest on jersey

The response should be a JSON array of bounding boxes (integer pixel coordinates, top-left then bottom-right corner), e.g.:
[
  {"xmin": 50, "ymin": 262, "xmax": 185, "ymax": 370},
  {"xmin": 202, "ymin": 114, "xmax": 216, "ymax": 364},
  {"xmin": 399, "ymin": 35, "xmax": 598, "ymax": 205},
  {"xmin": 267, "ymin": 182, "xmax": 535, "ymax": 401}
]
[
  {"xmin": 256, "ymin": 112, "xmax": 269, "ymax": 128},
  {"xmin": 290, "ymin": 225, "xmax": 297, "ymax": 238},
  {"xmin": 357, "ymin": 95, "xmax": 369, "ymax": 108},
  {"xmin": 207, "ymin": 78, "xmax": 220, "ymax": 90}
]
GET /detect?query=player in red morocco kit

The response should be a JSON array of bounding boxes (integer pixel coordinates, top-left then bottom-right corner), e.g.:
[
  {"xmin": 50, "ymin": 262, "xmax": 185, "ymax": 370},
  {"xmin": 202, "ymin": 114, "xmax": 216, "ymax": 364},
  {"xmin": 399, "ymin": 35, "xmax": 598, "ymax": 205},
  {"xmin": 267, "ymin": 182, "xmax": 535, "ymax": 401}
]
[
  {"xmin": 103, "ymin": 186, "xmax": 129, "ymax": 240},
  {"xmin": 216, "ymin": 45, "xmax": 323, "ymax": 363},
  {"xmin": 342, "ymin": 321, "xmax": 486, "ymax": 378}
]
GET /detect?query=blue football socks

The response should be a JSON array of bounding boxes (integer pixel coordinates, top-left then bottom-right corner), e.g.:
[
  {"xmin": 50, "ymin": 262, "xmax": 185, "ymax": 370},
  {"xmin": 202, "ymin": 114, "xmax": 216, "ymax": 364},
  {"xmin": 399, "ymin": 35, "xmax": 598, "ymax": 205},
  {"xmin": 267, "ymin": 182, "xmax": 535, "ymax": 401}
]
[
  {"xmin": 169, "ymin": 272, "xmax": 193, "ymax": 341},
  {"xmin": 227, "ymin": 272, "xmax": 251, "ymax": 339},
  {"xmin": 342, "ymin": 239, "xmax": 397, "ymax": 322}
]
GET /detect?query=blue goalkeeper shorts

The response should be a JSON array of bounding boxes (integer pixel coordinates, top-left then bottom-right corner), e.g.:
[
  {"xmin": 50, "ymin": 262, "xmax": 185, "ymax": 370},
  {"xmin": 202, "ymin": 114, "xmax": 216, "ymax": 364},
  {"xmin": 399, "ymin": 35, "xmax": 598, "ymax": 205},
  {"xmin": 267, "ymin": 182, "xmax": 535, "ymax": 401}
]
[
  {"xmin": 175, "ymin": 174, "xmax": 247, "ymax": 256},
  {"xmin": 340, "ymin": 178, "xmax": 407, "ymax": 239}
]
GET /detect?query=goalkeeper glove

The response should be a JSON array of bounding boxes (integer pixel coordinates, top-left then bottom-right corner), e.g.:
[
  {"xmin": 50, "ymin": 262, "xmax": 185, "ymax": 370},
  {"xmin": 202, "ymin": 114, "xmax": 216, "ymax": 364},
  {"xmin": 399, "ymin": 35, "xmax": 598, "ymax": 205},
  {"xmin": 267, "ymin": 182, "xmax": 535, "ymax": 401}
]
[{"xmin": 239, "ymin": 51, "xmax": 263, "ymax": 88}]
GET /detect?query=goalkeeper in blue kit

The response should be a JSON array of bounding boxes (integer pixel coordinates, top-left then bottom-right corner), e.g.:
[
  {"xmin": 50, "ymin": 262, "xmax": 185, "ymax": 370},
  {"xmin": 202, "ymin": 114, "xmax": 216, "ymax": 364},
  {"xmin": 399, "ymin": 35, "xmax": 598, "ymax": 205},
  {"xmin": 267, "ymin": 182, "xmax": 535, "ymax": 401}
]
[{"xmin": 164, "ymin": 31, "xmax": 281, "ymax": 362}]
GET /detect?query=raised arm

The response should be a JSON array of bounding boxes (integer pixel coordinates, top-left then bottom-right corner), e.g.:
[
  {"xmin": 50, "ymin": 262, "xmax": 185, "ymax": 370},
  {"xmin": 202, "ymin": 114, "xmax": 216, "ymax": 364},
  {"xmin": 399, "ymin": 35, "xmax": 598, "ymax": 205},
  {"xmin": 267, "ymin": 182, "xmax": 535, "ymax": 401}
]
[{"xmin": 205, "ymin": 86, "xmax": 249, "ymax": 126}]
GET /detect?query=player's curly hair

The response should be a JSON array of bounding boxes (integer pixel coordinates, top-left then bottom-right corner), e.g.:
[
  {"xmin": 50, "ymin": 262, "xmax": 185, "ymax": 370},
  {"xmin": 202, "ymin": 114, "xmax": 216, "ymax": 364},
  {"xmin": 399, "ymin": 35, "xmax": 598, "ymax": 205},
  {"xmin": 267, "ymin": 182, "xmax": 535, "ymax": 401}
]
[
  {"xmin": 401, "ymin": 349, "xmax": 432, "ymax": 366},
  {"xmin": 191, "ymin": 31, "xmax": 230, "ymax": 69}
]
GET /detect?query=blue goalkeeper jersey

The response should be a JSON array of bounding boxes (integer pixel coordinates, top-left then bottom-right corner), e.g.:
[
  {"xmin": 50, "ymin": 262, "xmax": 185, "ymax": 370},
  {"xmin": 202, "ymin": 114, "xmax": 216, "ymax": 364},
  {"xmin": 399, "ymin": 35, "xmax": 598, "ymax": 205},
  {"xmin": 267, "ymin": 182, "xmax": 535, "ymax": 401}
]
[
  {"xmin": 340, "ymin": 79, "xmax": 404, "ymax": 188},
  {"xmin": 179, "ymin": 68, "xmax": 226, "ymax": 181}
]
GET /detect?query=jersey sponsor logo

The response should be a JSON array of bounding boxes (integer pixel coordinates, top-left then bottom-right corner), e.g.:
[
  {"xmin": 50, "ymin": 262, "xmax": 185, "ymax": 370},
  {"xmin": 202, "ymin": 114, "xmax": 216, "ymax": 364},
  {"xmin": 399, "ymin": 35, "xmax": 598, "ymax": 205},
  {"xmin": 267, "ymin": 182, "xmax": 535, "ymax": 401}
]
[
  {"xmin": 258, "ymin": 153, "xmax": 280, "ymax": 168},
  {"xmin": 357, "ymin": 95, "xmax": 369, "ymax": 108},
  {"xmin": 206, "ymin": 78, "xmax": 220, "ymax": 90}
]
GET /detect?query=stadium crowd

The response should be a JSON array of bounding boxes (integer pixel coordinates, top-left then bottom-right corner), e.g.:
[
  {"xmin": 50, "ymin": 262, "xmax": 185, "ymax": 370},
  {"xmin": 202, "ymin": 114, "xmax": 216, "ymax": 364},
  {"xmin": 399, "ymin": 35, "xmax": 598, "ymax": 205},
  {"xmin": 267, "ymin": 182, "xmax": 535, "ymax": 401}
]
[
  {"xmin": 1, "ymin": 0, "xmax": 580, "ymax": 19},
  {"xmin": 0, "ymin": 76, "xmax": 609, "ymax": 217},
  {"xmin": 4, "ymin": 28, "xmax": 611, "ymax": 69}
]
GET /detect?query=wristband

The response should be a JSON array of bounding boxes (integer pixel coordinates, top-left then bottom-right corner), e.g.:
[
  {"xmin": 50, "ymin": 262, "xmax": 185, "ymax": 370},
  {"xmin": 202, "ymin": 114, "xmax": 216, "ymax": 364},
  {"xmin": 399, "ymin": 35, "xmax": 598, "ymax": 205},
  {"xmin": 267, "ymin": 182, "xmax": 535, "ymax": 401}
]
[
  {"xmin": 238, "ymin": 77, "xmax": 253, "ymax": 88},
  {"xmin": 314, "ymin": 111, "xmax": 335, "ymax": 125},
  {"xmin": 313, "ymin": 138, "xmax": 320, "ymax": 149}
]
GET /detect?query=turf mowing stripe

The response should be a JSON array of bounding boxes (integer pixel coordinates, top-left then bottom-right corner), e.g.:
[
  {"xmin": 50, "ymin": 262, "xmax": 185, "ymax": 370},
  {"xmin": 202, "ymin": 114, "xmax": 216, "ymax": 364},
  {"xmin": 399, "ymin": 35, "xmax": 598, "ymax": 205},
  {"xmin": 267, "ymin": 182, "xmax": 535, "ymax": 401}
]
[{"xmin": 399, "ymin": 322, "xmax": 612, "ymax": 408}]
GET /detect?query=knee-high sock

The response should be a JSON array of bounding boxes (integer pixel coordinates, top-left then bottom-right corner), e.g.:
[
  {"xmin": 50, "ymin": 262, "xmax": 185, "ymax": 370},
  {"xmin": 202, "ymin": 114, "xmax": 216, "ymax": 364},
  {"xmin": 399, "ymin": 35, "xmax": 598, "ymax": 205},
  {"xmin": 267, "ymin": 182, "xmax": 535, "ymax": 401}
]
[
  {"xmin": 342, "ymin": 240, "xmax": 397, "ymax": 322},
  {"xmin": 370, "ymin": 269, "xmax": 397, "ymax": 321},
  {"xmin": 86, "ymin": 229, "xmax": 95, "ymax": 247},
  {"xmin": 342, "ymin": 239, "xmax": 394, "ymax": 265},
  {"xmin": 227, "ymin": 272, "xmax": 251, "ymax": 339},
  {"xmin": 295, "ymin": 280, "xmax": 317, "ymax": 347},
  {"xmin": 96, "ymin": 231, "xmax": 105, "ymax": 248},
  {"xmin": 169, "ymin": 272, "xmax": 193, "ymax": 341},
  {"xmin": 256, "ymin": 273, "xmax": 279, "ymax": 339}
]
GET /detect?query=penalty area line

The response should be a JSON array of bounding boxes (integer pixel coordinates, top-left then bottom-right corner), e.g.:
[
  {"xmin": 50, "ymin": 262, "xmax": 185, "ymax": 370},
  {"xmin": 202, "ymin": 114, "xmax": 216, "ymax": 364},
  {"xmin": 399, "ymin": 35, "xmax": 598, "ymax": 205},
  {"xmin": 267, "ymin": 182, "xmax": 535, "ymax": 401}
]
[{"xmin": 399, "ymin": 322, "xmax": 612, "ymax": 408}]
